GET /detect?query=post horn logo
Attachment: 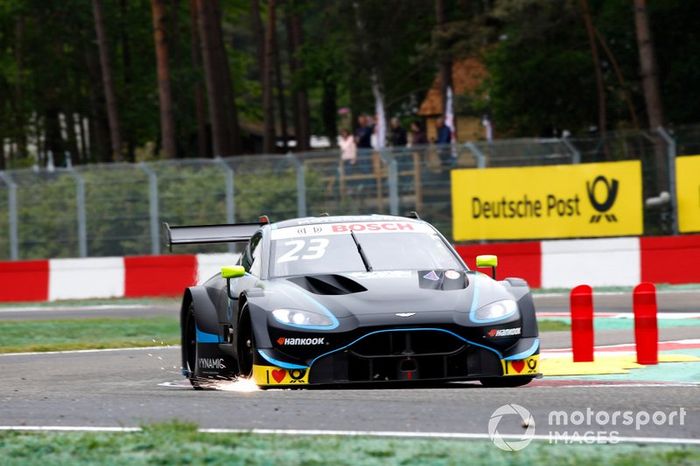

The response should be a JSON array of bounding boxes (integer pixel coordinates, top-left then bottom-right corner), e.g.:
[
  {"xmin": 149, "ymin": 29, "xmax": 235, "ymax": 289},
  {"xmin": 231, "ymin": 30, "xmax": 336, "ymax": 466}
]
[{"xmin": 586, "ymin": 175, "xmax": 619, "ymax": 223}]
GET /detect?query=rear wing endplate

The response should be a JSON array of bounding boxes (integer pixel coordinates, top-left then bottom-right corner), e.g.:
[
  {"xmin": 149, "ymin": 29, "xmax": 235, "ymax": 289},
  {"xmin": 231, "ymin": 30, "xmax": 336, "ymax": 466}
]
[{"xmin": 163, "ymin": 222, "xmax": 262, "ymax": 251}]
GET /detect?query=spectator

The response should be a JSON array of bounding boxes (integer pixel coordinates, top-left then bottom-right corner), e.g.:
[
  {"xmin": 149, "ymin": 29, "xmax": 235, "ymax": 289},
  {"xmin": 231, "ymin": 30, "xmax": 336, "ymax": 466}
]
[
  {"xmin": 435, "ymin": 116, "xmax": 454, "ymax": 168},
  {"xmin": 355, "ymin": 114, "xmax": 373, "ymax": 149},
  {"xmin": 339, "ymin": 128, "xmax": 357, "ymax": 173},
  {"xmin": 435, "ymin": 116, "xmax": 452, "ymax": 145},
  {"xmin": 409, "ymin": 121, "xmax": 427, "ymax": 146},
  {"xmin": 390, "ymin": 117, "xmax": 408, "ymax": 147}
]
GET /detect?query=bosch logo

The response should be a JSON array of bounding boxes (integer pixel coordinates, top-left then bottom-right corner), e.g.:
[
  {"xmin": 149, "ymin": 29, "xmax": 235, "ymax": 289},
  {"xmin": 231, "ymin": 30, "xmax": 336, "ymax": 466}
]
[{"xmin": 276, "ymin": 337, "xmax": 326, "ymax": 346}]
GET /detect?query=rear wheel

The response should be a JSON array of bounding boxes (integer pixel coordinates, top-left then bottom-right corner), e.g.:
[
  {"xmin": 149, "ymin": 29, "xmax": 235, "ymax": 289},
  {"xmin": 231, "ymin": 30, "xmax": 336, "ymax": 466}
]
[
  {"xmin": 237, "ymin": 305, "xmax": 255, "ymax": 378},
  {"xmin": 479, "ymin": 376, "xmax": 535, "ymax": 388}
]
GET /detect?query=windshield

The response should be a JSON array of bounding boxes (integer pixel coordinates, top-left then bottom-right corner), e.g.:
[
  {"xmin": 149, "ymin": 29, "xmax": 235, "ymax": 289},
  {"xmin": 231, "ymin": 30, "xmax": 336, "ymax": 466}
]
[{"xmin": 269, "ymin": 221, "xmax": 464, "ymax": 277}]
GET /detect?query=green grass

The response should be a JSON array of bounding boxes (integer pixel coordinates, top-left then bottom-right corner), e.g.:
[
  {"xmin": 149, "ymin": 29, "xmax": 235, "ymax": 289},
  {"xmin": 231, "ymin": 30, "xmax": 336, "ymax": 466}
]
[
  {"xmin": 0, "ymin": 316, "xmax": 179, "ymax": 353},
  {"xmin": 537, "ymin": 319, "xmax": 571, "ymax": 332},
  {"xmin": 0, "ymin": 297, "xmax": 180, "ymax": 309},
  {"xmin": 0, "ymin": 422, "xmax": 698, "ymax": 466}
]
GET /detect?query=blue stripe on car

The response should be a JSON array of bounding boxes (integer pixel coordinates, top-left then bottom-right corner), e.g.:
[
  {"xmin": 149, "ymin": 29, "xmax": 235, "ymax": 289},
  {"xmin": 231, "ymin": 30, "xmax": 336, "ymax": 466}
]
[
  {"xmin": 257, "ymin": 349, "xmax": 308, "ymax": 369},
  {"xmin": 308, "ymin": 327, "xmax": 503, "ymax": 367},
  {"xmin": 195, "ymin": 326, "xmax": 221, "ymax": 343},
  {"xmin": 504, "ymin": 338, "xmax": 539, "ymax": 360}
]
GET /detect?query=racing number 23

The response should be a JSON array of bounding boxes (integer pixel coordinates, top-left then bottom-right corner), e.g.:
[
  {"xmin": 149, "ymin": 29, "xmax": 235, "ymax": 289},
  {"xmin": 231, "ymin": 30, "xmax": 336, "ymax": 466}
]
[{"xmin": 277, "ymin": 238, "xmax": 329, "ymax": 263}]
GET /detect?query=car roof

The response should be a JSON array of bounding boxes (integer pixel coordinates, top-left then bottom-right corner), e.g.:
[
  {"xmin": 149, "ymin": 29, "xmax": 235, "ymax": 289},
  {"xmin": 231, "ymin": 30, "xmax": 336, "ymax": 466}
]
[{"xmin": 270, "ymin": 214, "xmax": 426, "ymax": 230}]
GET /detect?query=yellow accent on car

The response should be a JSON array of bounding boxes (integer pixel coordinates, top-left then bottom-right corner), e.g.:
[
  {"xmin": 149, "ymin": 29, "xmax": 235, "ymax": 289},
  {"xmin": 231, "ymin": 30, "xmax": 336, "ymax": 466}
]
[
  {"xmin": 252, "ymin": 364, "xmax": 309, "ymax": 386},
  {"xmin": 476, "ymin": 255, "xmax": 498, "ymax": 268},
  {"xmin": 221, "ymin": 265, "xmax": 245, "ymax": 279},
  {"xmin": 501, "ymin": 354, "xmax": 539, "ymax": 376}
]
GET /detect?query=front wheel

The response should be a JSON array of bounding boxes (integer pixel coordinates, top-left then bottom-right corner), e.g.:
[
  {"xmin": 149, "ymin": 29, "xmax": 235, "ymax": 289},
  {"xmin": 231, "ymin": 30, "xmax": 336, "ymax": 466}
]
[
  {"xmin": 183, "ymin": 302, "xmax": 204, "ymax": 390},
  {"xmin": 479, "ymin": 376, "xmax": 535, "ymax": 388},
  {"xmin": 237, "ymin": 305, "xmax": 255, "ymax": 378}
]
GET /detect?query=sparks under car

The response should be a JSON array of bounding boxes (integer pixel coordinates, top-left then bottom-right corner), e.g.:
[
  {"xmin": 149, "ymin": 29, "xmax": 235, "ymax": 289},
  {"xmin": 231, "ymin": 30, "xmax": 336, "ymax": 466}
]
[{"xmin": 166, "ymin": 214, "xmax": 540, "ymax": 388}]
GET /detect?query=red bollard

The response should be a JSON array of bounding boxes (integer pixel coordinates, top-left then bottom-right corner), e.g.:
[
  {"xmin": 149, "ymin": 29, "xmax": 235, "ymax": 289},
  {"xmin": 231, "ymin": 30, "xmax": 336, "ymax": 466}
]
[
  {"xmin": 570, "ymin": 285, "xmax": 594, "ymax": 362},
  {"xmin": 633, "ymin": 282, "xmax": 658, "ymax": 365}
]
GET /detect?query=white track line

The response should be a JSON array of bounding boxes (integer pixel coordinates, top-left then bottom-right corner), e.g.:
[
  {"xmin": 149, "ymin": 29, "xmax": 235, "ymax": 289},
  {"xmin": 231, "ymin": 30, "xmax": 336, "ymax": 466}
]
[
  {"xmin": 0, "ymin": 345, "xmax": 179, "ymax": 357},
  {"xmin": 0, "ymin": 304, "xmax": 152, "ymax": 313},
  {"xmin": 0, "ymin": 426, "xmax": 698, "ymax": 445}
]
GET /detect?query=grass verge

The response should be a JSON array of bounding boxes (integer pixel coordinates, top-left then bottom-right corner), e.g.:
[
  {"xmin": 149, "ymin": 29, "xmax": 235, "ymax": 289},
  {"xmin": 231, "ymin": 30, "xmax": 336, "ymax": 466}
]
[
  {"xmin": 537, "ymin": 319, "xmax": 570, "ymax": 332},
  {"xmin": 0, "ymin": 316, "xmax": 178, "ymax": 353},
  {"xmin": 0, "ymin": 422, "xmax": 698, "ymax": 466},
  {"xmin": 0, "ymin": 297, "xmax": 180, "ymax": 309}
]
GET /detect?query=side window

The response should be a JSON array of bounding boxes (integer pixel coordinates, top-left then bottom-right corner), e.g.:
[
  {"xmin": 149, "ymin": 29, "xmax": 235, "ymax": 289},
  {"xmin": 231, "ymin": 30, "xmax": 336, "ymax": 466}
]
[{"xmin": 243, "ymin": 232, "xmax": 263, "ymax": 276}]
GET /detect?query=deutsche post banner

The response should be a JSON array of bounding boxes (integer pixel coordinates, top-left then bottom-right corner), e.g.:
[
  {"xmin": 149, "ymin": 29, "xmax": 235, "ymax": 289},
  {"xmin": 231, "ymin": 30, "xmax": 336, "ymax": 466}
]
[
  {"xmin": 451, "ymin": 161, "xmax": 643, "ymax": 241},
  {"xmin": 677, "ymin": 155, "xmax": 700, "ymax": 233}
]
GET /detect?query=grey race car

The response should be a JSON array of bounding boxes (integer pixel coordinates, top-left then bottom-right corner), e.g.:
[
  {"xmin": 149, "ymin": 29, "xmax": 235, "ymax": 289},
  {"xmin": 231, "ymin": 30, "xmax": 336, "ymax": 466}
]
[{"xmin": 166, "ymin": 214, "xmax": 540, "ymax": 388}]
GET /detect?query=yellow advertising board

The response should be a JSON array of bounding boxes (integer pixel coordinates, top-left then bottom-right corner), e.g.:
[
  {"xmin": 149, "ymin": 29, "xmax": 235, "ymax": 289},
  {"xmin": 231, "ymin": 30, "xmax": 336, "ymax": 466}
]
[
  {"xmin": 677, "ymin": 155, "xmax": 700, "ymax": 233},
  {"xmin": 451, "ymin": 161, "xmax": 643, "ymax": 241}
]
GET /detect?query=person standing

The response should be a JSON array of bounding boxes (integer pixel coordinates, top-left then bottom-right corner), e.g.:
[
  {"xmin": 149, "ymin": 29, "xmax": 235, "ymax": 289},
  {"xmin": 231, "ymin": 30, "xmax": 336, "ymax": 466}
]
[
  {"xmin": 435, "ymin": 116, "xmax": 454, "ymax": 168},
  {"xmin": 355, "ymin": 114, "xmax": 373, "ymax": 150},
  {"xmin": 390, "ymin": 117, "xmax": 408, "ymax": 147},
  {"xmin": 409, "ymin": 121, "xmax": 427, "ymax": 146},
  {"xmin": 339, "ymin": 128, "xmax": 357, "ymax": 171}
]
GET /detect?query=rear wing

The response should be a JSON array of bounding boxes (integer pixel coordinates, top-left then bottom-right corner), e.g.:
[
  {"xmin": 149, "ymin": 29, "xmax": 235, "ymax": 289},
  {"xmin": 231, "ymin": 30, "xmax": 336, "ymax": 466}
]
[{"xmin": 163, "ymin": 222, "xmax": 263, "ymax": 251}]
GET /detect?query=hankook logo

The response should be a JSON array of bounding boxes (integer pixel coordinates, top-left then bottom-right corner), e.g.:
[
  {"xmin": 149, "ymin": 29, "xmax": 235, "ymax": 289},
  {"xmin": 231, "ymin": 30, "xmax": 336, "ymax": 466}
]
[
  {"xmin": 276, "ymin": 337, "xmax": 326, "ymax": 346},
  {"xmin": 586, "ymin": 175, "xmax": 619, "ymax": 223}
]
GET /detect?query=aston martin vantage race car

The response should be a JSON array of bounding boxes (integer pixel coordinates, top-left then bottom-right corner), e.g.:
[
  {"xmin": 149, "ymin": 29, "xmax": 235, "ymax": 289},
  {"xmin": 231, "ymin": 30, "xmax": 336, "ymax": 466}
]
[{"xmin": 166, "ymin": 214, "xmax": 540, "ymax": 388}]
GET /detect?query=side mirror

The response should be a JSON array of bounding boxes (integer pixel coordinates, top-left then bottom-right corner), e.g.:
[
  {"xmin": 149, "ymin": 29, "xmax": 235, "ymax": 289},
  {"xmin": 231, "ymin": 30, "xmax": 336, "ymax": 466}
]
[
  {"xmin": 221, "ymin": 265, "xmax": 245, "ymax": 279},
  {"xmin": 221, "ymin": 265, "xmax": 245, "ymax": 299},
  {"xmin": 476, "ymin": 255, "xmax": 498, "ymax": 279}
]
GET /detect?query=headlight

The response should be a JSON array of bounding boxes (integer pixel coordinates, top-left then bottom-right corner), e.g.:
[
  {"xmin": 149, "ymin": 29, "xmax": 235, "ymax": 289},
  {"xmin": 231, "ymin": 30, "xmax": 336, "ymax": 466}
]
[
  {"xmin": 474, "ymin": 299, "xmax": 518, "ymax": 322},
  {"xmin": 272, "ymin": 308, "xmax": 335, "ymax": 328}
]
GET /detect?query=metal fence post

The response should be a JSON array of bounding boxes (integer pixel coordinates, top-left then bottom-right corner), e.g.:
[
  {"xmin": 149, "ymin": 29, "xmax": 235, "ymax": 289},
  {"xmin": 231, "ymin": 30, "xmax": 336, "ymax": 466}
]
[
  {"xmin": 0, "ymin": 172, "xmax": 19, "ymax": 260},
  {"xmin": 288, "ymin": 153, "xmax": 307, "ymax": 217},
  {"xmin": 465, "ymin": 142, "xmax": 486, "ymax": 168},
  {"xmin": 139, "ymin": 163, "xmax": 161, "ymax": 255},
  {"xmin": 560, "ymin": 137, "xmax": 581, "ymax": 164},
  {"xmin": 657, "ymin": 127, "xmax": 679, "ymax": 235},
  {"xmin": 379, "ymin": 150, "xmax": 399, "ymax": 215},
  {"xmin": 216, "ymin": 157, "xmax": 235, "ymax": 252},
  {"xmin": 66, "ymin": 169, "xmax": 88, "ymax": 257}
]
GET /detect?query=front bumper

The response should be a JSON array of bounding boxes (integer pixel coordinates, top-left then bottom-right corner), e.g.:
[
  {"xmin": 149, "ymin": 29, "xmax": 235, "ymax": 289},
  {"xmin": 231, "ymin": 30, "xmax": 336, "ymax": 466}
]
[{"xmin": 251, "ymin": 329, "xmax": 540, "ymax": 387}]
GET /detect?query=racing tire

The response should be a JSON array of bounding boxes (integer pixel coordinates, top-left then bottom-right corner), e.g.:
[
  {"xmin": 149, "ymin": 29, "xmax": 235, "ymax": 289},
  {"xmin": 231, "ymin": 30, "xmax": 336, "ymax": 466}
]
[
  {"xmin": 237, "ymin": 304, "xmax": 255, "ymax": 378},
  {"xmin": 479, "ymin": 376, "xmax": 535, "ymax": 388},
  {"xmin": 183, "ymin": 302, "xmax": 205, "ymax": 390}
]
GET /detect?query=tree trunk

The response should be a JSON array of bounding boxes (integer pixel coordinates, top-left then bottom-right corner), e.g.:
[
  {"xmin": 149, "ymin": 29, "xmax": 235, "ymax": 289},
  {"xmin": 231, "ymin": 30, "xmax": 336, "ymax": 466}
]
[
  {"xmin": 249, "ymin": 0, "xmax": 265, "ymax": 80},
  {"xmin": 195, "ymin": 0, "xmax": 241, "ymax": 156},
  {"xmin": 579, "ymin": 0, "xmax": 606, "ymax": 139},
  {"xmin": 322, "ymin": 78, "xmax": 337, "ymax": 146},
  {"xmin": 262, "ymin": 0, "xmax": 277, "ymax": 153},
  {"xmin": 634, "ymin": 0, "xmax": 664, "ymax": 130},
  {"xmin": 151, "ymin": 0, "xmax": 177, "ymax": 159},
  {"xmin": 286, "ymin": 5, "xmax": 310, "ymax": 151},
  {"xmin": 274, "ymin": 9, "xmax": 289, "ymax": 151},
  {"xmin": 189, "ymin": 0, "xmax": 208, "ymax": 158},
  {"xmin": 119, "ymin": 0, "xmax": 135, "ymax": 162},
  {"xmin": 435, "ymin": 0, "xmax": 455, "ymax": 136},
  {"xmin": 13, "ymin": 15, "xmax": 27, "ymax": 161},
  {"xmin": 634, "ymin": 0, "xmax": 667, "ymax": 192},
  {"xmin": 92, "ymin": 0, "xmax": 123, "ymax": 161},
  {"xmin": 84, "ymin": 44, "xmax": 111, "ymax": 163}
]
